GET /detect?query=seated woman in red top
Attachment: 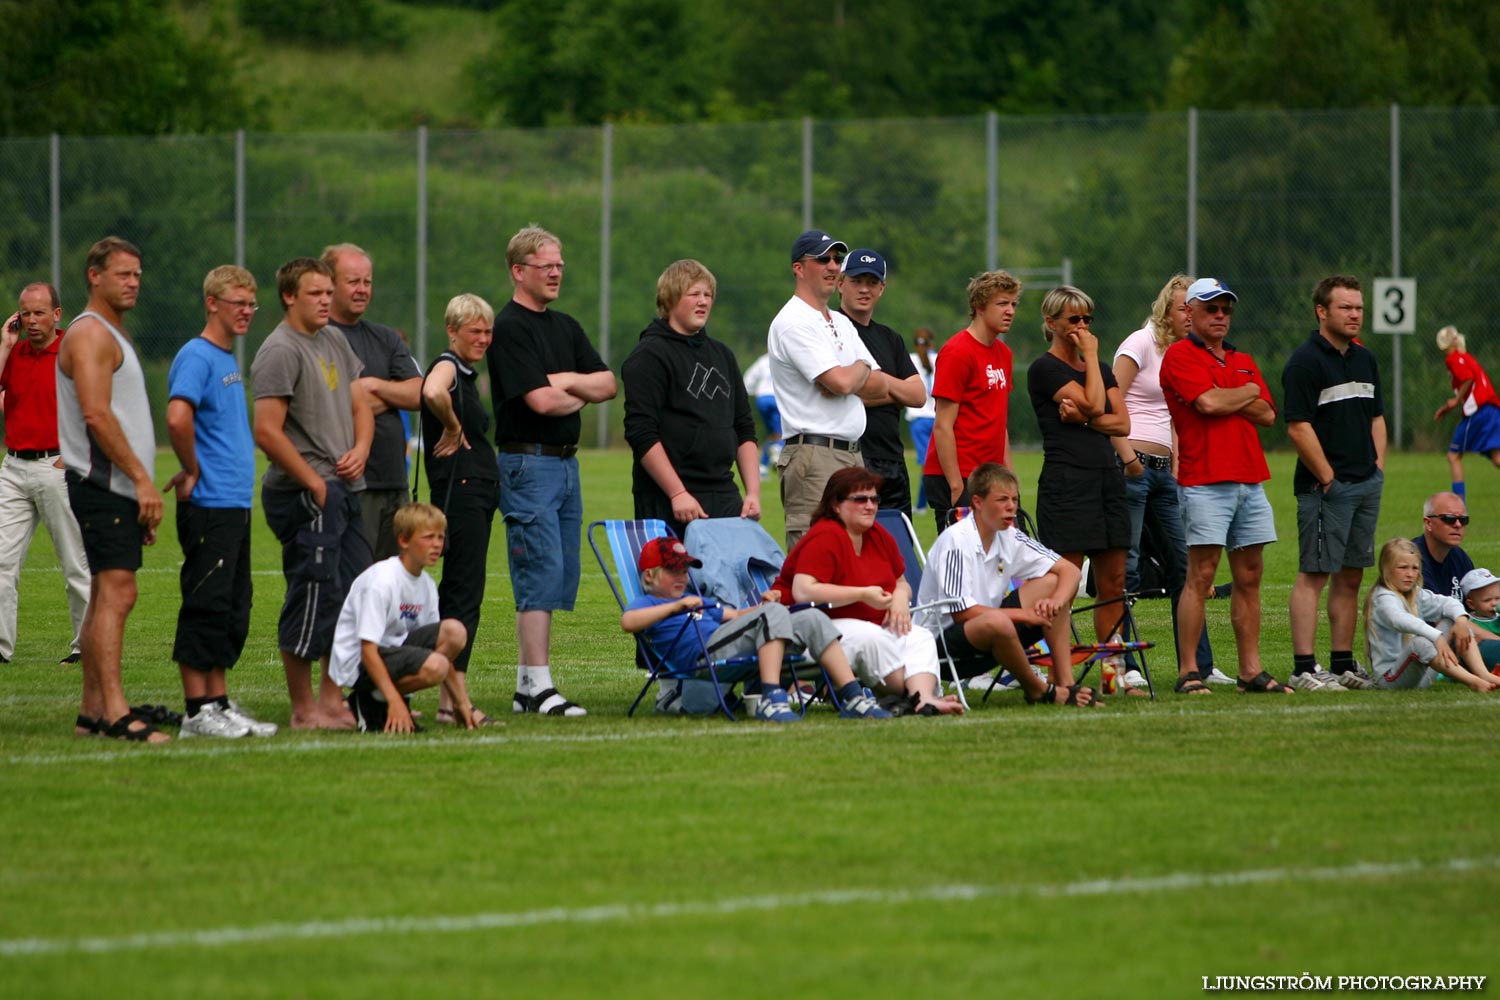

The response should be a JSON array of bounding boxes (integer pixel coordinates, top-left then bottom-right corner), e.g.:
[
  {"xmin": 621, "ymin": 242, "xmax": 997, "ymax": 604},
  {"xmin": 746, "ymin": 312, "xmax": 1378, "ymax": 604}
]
[
  {"xmin": 772, "ymin": 467, "xmax": 963, "ymax": 715},
  {"xmin": 1433, "ymin": 325, "xmax": 1500, "ymax": 497}
]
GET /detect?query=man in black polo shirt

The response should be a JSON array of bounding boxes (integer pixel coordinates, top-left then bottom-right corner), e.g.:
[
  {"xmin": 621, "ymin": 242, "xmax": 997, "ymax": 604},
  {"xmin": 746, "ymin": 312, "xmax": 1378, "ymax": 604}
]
[
  {"xmin": 1282, "ymin": 274, "xmax": 1386, "ymax": 691},
  {"xmin": 836, "ymin": 249, "xmax": 926, "ymax": 520},
  {"xmin": 486, "ymin": 225, "xmax": 617, "ymax": 717}
]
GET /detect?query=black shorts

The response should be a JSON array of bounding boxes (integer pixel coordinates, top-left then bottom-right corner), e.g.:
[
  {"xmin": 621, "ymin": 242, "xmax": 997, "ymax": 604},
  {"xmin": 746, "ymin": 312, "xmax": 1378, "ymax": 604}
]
[
  {"xmin": 65, "ymin": 471, "xmax": 144, "ymax": 573},
  {"xmin": 173, "ymin": 504, "xmax": 253, "ymax": 672},
  {"xmin": 1036, "ymin": 463, "xmax": 1131, "ymax": 554},
  {"xmin": 940, "ymin": 591, "xmax": 1043, "ymax": 677},
  {"xmin": 355, "ymin": 622, "xmax": 441, "ymax": 690},
  {"xmin": 263, "ymin": 481, "xmax": 372, "ymax": 660}
]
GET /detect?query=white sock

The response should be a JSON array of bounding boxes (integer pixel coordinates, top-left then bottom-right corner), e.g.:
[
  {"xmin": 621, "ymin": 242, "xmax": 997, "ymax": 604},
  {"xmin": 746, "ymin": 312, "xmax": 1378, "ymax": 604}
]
[{"xmin": 518, "ymin": 665, "xmax": 553, "ymax": 696}]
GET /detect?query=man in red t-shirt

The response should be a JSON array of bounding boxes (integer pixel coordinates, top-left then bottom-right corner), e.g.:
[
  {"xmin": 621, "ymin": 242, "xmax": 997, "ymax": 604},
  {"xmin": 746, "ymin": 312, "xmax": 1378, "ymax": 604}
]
[
  {"xmin": 0, "ymin": 283, "xmax": 91, "ymax": 665},
  {"xmin": 921, "ymin": 270, "xmax": 1021, "ymax": 532},
  {"xmin": 1159, "ymin": 278, "xmax": 1290, "ymax": 696}
]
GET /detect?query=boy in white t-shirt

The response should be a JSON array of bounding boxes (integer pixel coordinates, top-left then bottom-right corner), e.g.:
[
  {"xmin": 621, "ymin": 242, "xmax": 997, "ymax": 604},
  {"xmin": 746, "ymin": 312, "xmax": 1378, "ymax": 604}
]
[{"xmin": 331, "ymin": 503, "xmax": 473, "ymax": 733}]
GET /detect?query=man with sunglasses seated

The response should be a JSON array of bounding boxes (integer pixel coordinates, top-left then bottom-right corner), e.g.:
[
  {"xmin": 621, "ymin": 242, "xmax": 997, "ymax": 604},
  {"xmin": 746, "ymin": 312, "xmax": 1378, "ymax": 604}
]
[
  {"xmin": 1414, "ymin": 492, "xmax": 1474, "ymax": 601},
  {"xmin": 767, "ymin": 230, "xmax": 890, "ymax": 550}
]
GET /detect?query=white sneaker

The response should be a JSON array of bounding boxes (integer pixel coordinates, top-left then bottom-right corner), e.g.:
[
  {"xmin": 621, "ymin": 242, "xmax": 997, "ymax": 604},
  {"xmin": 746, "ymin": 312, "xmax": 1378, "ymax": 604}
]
[
  {"xmin": 223, "ymin": 700, "xmax": 279, "ymax": 737},
  {"xmin": 1121, "ymin": 669, "xmax": 1150, "ymax": 690},
  {"xmin": 1334, "ymin": 663, "xmax": 1376, "ymax": 690},
  {"xmin": 1288, "ymin": 666, "xmax": 1346, "ymax": 692},
  {"xmin": 180, "ymin": 704, "xmax": 251, "ymax": 739},
  {"xmin": 1203, "ymin": 667, "xmax": 1237, "ymax": 686}
]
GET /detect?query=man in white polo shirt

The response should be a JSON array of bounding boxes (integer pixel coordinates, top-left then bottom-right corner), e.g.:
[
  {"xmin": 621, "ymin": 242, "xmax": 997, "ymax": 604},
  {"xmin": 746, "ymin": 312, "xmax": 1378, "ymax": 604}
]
[
  {"xmin": 768, "ymin": 229, "xmax": 888, "ymax": 549},
  {"xmin": 916, "ymin": 462, "xmax": 1096, "ymax": 707}
]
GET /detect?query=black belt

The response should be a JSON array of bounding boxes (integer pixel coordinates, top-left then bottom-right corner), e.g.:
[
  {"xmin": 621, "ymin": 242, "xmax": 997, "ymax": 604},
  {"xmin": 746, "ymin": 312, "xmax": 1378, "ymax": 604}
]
[
  {"xmin": 785, "ymin": 434, "xmax": 861, "ymax": 453},
  {"xmin": 1137, "ymin": 452, "xmax": 1171, "ymax": 471},
  {"xmin": 7, "ymin": 448, "xmax": 60, "ymax": 461},
  {"xmin": 498, "ymin": 442, "xmax": 578, "ymax": 459}
]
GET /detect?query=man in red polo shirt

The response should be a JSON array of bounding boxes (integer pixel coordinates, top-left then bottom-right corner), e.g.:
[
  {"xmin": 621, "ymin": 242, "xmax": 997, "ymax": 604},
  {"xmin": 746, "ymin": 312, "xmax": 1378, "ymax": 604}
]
[
  {"xmin": 0, "ymin": 283, "xmax": 91, "ymax": 665},
  {"xmin": 1159, "ymin": 278, "xmax": 1291, "ymax": 696}
]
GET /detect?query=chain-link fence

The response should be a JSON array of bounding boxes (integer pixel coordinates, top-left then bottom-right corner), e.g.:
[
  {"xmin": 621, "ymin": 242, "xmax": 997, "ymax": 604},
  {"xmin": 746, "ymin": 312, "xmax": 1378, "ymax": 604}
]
[{"xmin": 1, "ymin": 106, "xmax": 1490, "ymax": 450}]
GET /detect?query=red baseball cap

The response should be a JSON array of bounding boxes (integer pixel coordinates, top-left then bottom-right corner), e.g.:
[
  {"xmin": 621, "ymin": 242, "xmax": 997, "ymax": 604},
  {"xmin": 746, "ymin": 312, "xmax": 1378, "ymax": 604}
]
[{"xmin": 638, "ymin": 537, "xmax": 702, "ymax": 573}]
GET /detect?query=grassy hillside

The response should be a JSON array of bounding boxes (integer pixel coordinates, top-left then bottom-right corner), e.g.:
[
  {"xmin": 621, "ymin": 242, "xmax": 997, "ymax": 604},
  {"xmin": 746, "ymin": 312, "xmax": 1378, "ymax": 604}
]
[{"xmin": 175, "ymin": 0, "xmax": 499, "ymax": 130}]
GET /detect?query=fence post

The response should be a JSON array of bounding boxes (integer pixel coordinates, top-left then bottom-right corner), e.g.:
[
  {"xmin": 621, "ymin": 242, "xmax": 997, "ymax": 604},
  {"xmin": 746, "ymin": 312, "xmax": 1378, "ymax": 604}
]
[
  {"xmin": 234, "ymin": 128, "xmax": 247, "ymax": 370},
  {"xmin": 596, "ymin": 121, "xmax": 613, "ymax": 449},
  {"xmin": 416, "ymin": 125, "xmax": 429, "ymax": 368},
  {"xmin": 802, "ymin": 116, "xmax": 814, "ymax": 230},
  {"xmin": 986, "ymin": 111, "xmax": 998, "ymax": 271},
  {"xmin": 1390, "ymin": 103, "xmax": 1403, "ymax": 450},
  {"xmin": 50, "ymin": 133, "xmax": 61, "ymax": 295},
  {"xmin": 1186, "ymin": 108, "xmax": 1198, "ymax": 277}
]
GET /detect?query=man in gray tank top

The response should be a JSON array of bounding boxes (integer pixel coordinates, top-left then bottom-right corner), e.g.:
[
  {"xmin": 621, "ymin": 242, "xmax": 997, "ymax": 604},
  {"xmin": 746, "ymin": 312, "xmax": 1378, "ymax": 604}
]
[{"xmin": 56, "ymin": 236, "xmax": 170, "ymax": 743}]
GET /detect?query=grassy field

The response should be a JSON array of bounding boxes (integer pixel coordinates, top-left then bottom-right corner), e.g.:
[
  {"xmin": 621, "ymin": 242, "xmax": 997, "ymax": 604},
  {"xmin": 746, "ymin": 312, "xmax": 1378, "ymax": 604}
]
[{"xmin": 2, "ymin": 448, "xmax": 1498, "ymax": 998}]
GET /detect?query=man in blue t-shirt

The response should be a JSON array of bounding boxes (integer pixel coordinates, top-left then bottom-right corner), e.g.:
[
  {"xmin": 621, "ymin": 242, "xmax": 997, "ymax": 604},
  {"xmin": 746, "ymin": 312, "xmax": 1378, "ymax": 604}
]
[
  {"xmin": 1413, "ymin": 491, "xmax": 1474, "ymax": 602},
  {"xmin": 165, "ymin": 266, "xmax": 276, "ymax": 739}
]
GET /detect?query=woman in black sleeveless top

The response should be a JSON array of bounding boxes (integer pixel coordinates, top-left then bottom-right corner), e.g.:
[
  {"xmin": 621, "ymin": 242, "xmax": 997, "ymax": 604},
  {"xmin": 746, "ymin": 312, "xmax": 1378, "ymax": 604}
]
[{"xmin": 420, "ymin": 293, "xmax": 501, "ymax": 726}]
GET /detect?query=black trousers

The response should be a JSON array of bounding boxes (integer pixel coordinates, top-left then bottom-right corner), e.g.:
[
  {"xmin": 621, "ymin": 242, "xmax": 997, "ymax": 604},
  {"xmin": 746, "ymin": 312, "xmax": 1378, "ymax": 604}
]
[{"xmin": 431, "ymin": 476, "xmax": 498, "ymax": 672}]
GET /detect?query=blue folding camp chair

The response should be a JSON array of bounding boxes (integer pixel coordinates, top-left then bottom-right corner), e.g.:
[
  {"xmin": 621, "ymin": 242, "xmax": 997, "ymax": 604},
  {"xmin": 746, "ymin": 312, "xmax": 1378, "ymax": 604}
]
[{"xmin": 588, "ymin": 518, "xmax": 836, "ymax": 721}]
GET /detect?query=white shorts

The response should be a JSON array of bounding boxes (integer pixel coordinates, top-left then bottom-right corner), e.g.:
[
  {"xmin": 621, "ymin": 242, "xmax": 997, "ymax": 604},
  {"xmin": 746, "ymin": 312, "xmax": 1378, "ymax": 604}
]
[{"xmin": 833, "ymin": 618, "xmax": 939, "ymax": 688}]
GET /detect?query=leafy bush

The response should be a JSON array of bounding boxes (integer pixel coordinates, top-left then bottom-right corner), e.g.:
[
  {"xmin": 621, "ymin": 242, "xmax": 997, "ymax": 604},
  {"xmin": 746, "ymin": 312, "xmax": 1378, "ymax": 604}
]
[{"xmin": 237, "ymin": 0, "xmax": 407, "ymax": 50}]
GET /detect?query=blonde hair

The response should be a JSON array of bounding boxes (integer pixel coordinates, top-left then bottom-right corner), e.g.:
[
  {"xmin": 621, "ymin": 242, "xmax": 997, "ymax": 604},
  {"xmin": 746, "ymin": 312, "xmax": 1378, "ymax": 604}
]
[
  {"xmin": 1436, "ymin": 325, "xmax": 1466, "ymax": 353},
  {"xmin": 1364, "ymin": 538, "xmax": 1423, "ymax": 659},
  {"xmin": 656, "ymin": 259, "xmax": 717, "ymax": 319},
  {"xmin": 1040, "ymin": 285, "xmax": 1095, "ymax": 342},
  {"xmin": 966, "ymin": 462, "xmax": 1019, "ymax": 499},
  {"xmin": 1148, "ymin": 274, "xmax": 1192, "ymax": 352},
  {"xmin": 966, "ymin": 270, "xmax": 1021, "ymax": 319},
  {"xmin": 445, "ymin": 293, "xmax": 494, "ymax": 331},
  {"xmin": 506, "ymin": 225, "xmax": 560, "ymax": 272},
  {"xmin": 319, "ymin": 243, "xmax": 369, "ymax": 269},
  {"xmin": 393, "ymin": 502, "xmax": 447, "ymax": 541},
  {"xmin": 203, "ymin": 265, "xmax": 256, "ymax": 301},
  {"xmin": 639, "ymin": 566, "xmax": 668, "ymax": 592}
]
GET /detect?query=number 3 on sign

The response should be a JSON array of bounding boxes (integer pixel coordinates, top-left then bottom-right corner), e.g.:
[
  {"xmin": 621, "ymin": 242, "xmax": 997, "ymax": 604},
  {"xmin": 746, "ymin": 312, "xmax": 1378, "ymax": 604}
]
[{"xmin": 1373, "ymin": 277, "xmax": 1416, "ymax": 334}]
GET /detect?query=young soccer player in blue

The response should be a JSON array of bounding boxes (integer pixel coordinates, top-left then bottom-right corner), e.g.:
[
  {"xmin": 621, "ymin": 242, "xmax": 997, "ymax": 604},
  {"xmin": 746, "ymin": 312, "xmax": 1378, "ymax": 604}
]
[{"xmin": 620, "ymin": 536, "xmax": 891, "ymax": 721}]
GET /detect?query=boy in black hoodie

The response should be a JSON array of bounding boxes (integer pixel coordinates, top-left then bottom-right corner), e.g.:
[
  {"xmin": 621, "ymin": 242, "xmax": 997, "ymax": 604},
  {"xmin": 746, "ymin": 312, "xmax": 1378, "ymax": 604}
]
[{"xmin": 621, "ymin": 260, "xmax": 761, "ymax": 540}]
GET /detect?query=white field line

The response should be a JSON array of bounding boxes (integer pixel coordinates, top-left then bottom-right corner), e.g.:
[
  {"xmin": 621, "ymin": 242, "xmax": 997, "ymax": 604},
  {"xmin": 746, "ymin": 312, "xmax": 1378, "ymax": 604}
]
[
  {"xmin": 7, "ymin": 696, "xmax": 1496, "ymax": 768},
  {"xmin": 2, "ymin": 854, "xmax": 1494, "ymax": 958}
]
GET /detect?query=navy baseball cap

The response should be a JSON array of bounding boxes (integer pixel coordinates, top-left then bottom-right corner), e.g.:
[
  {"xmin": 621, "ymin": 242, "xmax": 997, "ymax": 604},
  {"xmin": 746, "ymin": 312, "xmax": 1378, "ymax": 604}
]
[
  {"xmin": 842, "ymin": 249, "xmax": 887, "ymax": 281},
  {"xmin": 1185, "ymin": 277, "xmax": 1238, "ymax": 303},
  {"xmin": 791, "ymin": 230, "xmax": 848, "ymax": 262}
]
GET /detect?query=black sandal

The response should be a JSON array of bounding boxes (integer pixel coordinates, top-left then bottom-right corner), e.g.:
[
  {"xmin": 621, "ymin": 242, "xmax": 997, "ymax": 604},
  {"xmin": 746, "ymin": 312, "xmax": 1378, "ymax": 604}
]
[
  {"xmin": 130, "ymin": 704, "xmax": 184, "ymax": 727},
  {"xmin": 103, "ymin": 715, "xmax": 165, "ymax": 742},
  {"xmin": 1174, "ymin": 671, "xmax": 1211, "ymax": 695},
  {"xmin": 74, "ymin": 714, "xmax": 102, "ymax": 736},
  {"xmin": 1025, "ymin": 683, "xmax": 1056, "ymax": 706},
  {"xmin": 1237, "ymin": 671, "xmax": 1293, "ymax": 694}
]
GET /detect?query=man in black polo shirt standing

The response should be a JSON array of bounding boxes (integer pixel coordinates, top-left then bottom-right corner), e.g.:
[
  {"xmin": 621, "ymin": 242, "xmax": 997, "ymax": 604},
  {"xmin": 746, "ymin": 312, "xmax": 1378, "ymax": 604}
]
[
  {"xmin": 837, "ymin": 249, "xmax": 927, "ymax": 521},
  {"xmin": 486, "ymin": 225, "xmax": 617, "ymax": 717},
  {"xmin": 1282, "ymin": 274, "xmax": 1386, "ymax": 691}
]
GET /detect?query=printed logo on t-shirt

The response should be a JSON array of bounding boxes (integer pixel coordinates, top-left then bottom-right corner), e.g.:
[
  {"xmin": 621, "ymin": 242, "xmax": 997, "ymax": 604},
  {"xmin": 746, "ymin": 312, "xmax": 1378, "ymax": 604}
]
[
  {"xmin": 985, "ymin": 365, "xmax": 1008, "ymax": 390},
  {"xmin": 687, "ymin": 362, "xmax": 731, "ymax": 401},
  {"xmin": 318, "ymin": 355, "xmax": 340, "ymax": 391},
  {"xmin": 221, "ymin": 371, "xmax": 242, "ymax": 388},
  {"xmin": 399, "ymin": 603, "xmax": 423, "ymax": 622}
]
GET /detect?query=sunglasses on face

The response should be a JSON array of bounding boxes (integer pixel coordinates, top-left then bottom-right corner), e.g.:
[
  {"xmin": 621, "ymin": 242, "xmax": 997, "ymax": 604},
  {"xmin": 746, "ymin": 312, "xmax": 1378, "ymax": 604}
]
[
  {"xmin": 1061, "ymin": 314, "xmax": 1093, "ymax": 325},
  {"xmin": 1200, "ymin": 303, "xmax": 1234, "ymax": 315},
  {"xmin": 803, "ymin": 253, "xmax": 846, "ymax": 265},
  {"xmin": 1429, "ymin": 513, "xmax": 1470, "ymax": 526},
  {"xmin": 842, "ymin": 494, "xmax": 880, "ymax": 505}
]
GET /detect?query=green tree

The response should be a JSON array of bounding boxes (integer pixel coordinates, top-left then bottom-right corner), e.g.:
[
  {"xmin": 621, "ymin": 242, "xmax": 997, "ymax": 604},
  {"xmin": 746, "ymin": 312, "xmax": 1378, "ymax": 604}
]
[{"xmin": 0, "ymin": 0, "xmax": 259, "ymax": 136}]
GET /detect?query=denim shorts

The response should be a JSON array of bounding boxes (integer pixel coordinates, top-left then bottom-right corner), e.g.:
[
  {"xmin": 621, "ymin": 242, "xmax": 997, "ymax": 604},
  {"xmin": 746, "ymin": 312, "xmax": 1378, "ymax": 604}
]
[
  {"xmin": 499, "ymin": 453, "xmax": 582, "ymax": 612},
  {"xmin": 1295, "ymin": 470, "xmax": 1382, "ymax": 573},
  {"xmin": 1180, "ymin": 482, "xmax": 1278, "ymax": 551}
]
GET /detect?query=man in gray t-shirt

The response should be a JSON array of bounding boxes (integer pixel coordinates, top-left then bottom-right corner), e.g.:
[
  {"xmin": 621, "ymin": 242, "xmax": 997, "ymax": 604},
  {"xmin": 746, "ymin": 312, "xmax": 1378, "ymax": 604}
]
[
  {"xmin": 322, "ymin": 243, "xmax": 422, "ymax": 559},
  {"xmin": 251, "ymin": 257, "xmax": 375, "ymax": 731}
]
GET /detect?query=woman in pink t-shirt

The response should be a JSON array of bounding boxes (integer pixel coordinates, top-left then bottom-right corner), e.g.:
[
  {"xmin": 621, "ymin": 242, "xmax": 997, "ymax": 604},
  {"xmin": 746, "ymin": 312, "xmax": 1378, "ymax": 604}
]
[
  {"xmin": 1111, "ymin": 276, "xmax": 1225, "ymax": 685},
  {"xmin": 1433, "ymin": 325, "xmax": 1500, "ymax": 495}
]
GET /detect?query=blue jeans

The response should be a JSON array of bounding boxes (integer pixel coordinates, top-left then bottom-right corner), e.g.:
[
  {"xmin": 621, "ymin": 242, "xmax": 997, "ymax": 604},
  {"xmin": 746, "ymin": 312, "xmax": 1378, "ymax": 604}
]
[
  {"xmin": 1124, "ymin": 465, "xmax": 1214, "ymax": 670},
  {"xmin": 499, "ymin": 453, "xmax": 582, "ymax": 612}
]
